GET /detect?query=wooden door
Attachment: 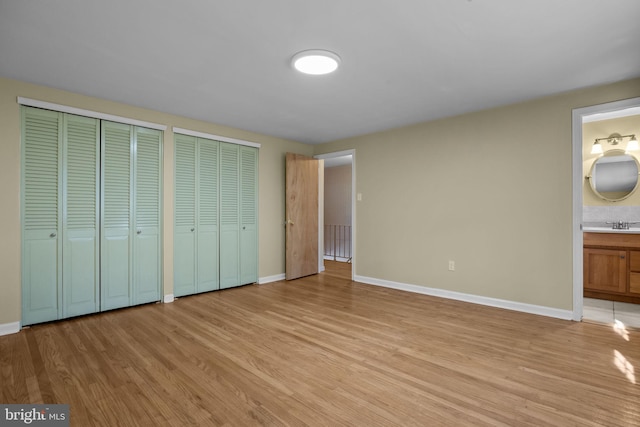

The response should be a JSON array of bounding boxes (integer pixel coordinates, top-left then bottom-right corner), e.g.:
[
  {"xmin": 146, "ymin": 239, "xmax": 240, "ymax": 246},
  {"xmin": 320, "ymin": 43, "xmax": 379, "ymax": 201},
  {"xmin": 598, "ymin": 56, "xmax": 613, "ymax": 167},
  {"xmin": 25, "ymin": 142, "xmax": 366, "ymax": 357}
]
[{"xmin": 285, "ymin": 153, "xmax": 319, "ymax": 280}]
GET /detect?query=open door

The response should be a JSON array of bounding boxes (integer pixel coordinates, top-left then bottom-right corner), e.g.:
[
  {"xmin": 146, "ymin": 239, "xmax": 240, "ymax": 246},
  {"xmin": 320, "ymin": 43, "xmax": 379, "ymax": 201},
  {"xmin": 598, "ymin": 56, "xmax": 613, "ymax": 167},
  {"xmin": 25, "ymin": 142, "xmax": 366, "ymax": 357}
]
[{"xmin": 285, "ymin": 152, "xmax": 319, "ymax": 280}]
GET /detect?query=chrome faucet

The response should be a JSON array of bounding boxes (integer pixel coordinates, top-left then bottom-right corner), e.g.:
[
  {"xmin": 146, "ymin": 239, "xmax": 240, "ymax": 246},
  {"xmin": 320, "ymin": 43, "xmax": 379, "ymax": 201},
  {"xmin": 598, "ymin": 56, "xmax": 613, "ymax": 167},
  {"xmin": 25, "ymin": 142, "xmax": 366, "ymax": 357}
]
[{"xmin": 606, "ymin": 220, "xmax": 640, "ymax": 230}]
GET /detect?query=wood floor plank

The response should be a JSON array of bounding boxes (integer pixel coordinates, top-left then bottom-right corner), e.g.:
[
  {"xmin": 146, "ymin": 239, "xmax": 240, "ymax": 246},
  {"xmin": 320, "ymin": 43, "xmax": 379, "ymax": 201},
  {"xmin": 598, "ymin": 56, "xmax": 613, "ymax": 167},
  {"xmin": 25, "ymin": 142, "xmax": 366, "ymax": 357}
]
[{"xmin": 2, "ymin": 261, "xmax": 640, "ymax": 426}]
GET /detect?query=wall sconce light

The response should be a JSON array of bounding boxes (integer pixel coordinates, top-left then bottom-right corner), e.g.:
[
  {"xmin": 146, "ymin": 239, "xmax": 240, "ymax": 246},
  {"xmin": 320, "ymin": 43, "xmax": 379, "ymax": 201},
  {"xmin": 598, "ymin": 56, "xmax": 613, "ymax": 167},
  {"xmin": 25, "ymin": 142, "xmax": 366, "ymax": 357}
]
[{"xmin": 591, "ymin": 133, "xmax": 639, "ymax": 154}]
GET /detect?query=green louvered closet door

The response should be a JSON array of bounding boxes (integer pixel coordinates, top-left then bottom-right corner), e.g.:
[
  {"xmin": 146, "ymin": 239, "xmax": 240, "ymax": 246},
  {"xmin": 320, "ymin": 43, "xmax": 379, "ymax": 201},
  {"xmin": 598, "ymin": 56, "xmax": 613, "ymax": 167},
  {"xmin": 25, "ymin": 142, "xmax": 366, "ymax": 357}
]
[
  {"xmin": 101, "ymin": 122, "xmax": 161, "ymax": 310},
  {"xmin": 62, "ymin": 114, "xmax": 100, "ymax": 318},
  {"xmin": 22, "ymin": 107, "xmax": 63, "ymax": 325},
  {"xmin": 219, "ymin": 143, "xmax": 258, "ymax": 289},
  {"xmin": 101, "ymin": 122, "xmax": 133, "ymax": 310},
  {"xmin": 22, "ymin": 107, "xmax": 100, "ymax": 325},
  {"xmin": 133, "ymin": 127, "xmax": 162, "ymax": 305},
  {"xmin": 174, "ymin": 134, "xmax": 197, "ymax": 296},
  {"xmin": 239, "ymin": 146, "xmax": 258, "ymax": 285},
  {"xmin": 197, "ymin": 138, "xmax": 220, "ymax": 292},
  {"xmin": 219, "ymin": 143, "xmax": 240, "ymax": 289},
  {"xmin": 174, "ymin": 135, "xmax": 219, "ymax": 297}
]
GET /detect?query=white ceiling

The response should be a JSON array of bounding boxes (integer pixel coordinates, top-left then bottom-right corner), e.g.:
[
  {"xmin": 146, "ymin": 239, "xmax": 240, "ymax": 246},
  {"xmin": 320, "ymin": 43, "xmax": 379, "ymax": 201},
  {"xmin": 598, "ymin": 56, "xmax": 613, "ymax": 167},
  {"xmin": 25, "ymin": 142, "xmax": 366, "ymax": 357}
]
[{"xmin": 1, "ymin": 0, "xmax": 639, "ymax": 144}]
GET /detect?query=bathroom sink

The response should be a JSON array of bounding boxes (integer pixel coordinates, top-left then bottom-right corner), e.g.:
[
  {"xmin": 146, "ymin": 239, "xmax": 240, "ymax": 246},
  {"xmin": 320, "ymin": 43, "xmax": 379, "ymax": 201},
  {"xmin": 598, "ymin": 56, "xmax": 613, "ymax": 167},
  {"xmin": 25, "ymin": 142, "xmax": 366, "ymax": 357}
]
[{"xmin": 582, "ymin": 226, "xmax": 640, "ymax": 234}]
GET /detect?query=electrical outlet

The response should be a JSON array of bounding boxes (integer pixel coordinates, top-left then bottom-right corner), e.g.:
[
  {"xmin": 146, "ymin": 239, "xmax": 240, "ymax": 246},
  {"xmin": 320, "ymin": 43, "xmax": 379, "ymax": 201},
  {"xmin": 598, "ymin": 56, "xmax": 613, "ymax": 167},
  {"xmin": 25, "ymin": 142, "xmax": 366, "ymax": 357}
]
[{"xmin": 448, "ymin": 260, "xmax": 455, "ymax": 271}]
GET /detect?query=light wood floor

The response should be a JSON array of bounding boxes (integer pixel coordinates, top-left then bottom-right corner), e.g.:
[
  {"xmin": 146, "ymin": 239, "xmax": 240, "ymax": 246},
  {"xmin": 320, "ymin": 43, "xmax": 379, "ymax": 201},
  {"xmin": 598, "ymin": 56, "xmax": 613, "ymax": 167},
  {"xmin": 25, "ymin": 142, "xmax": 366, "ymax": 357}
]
[{"xmin": 2, "ymin": 261, "xmax": 639, "ymax": 426}]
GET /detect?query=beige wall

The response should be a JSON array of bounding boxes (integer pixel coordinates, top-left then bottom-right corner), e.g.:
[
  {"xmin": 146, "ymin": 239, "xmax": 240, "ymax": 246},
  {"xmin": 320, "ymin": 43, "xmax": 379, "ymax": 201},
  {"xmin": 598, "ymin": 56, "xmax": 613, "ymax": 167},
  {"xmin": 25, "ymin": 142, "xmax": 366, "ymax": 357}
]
[
  {"xmin": 315, "ymin": 78, "xmax": 640, "ymax": 310},
  {"xmin": 583, "ymin": 115, "xmax": 640, "ymax": 205},
  {"xmin": 3, "ymin": 76, "xmax": 640, "ymax": 326},
  {"xmin": 0, "ymin": 76, "xmax": 312, "ymax": 325}
]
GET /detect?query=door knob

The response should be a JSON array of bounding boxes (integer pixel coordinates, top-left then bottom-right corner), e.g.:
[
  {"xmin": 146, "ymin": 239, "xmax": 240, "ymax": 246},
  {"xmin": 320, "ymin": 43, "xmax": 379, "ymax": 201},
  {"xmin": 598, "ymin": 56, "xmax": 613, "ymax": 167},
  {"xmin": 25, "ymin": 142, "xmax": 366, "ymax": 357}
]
[
  {"xmin": 286, "ymin": 219, "xmax": 295, "ymax": 225},
  {"xmin": 191, "ymin": 228, "xmax": 195, "ymax": 232},
  {"xmin": 137, "ymin": 230, "xmax": 142, "ymax": 235},
  {"xmin": 50, "ymin": 232, "xmax": 56, "ymax": 238}
]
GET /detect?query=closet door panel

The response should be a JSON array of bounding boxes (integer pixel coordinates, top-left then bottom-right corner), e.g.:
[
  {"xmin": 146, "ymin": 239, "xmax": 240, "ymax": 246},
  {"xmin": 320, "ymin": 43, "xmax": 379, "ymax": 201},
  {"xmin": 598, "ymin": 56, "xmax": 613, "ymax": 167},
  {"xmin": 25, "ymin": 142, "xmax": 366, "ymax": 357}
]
[
  {"xmin": 197, "ymin": 230, "xmax": 218, "ymax": 291},
  {"xmin": 174, "ymin": 135, "xmax": 196, "ymax": 297},
  {"xmin": 102, "ymin": 230, "xmax": 130, "ymax": 310},
  {"xmin": 23, "ymin": 234, "xmax": 59, "ymax": 324},
  {"xmin": 101, "ymin": 122, "xmax": 132, "ymax": 311},
  {"xmin": 62, "ymin": 115, "xmax": 100, "ymax": 317},
  {"xmin": 240, "ymin": 146, "xmax": 258, "ymax": 285},
  {"xmin": 197, "ymin": 139, "xmax": 219, "ymax": 292},
  {"xmin": 219, "ymin": 143, "xmax": 240, "ymax": 289},
  {"xmin": 134, "ymin": 232, "xmax": 160, "ymax": 303},
  {"xmin": 64, "ymin": 232, "xmax": 98, "ymax": 316},
  {"xmin": 133, "ymin": 128, "xmax": 162, "ymax": 304},
  {"xmin": 174, "ymin": 231, "xmax": 195, "ymax": 296},
  {"xmin": 21, "ymin": 107, "xmax": 62, "ymax": 325}
]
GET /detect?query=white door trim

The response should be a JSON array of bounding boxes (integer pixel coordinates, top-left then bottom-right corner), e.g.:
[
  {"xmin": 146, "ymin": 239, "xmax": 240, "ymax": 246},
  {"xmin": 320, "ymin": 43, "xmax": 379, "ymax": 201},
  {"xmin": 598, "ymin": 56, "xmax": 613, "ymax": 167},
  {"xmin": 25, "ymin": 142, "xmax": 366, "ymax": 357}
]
[
  {"xmin": 572, "ymin": 96, "xmax": 640, "ymax": 321},
  {"xmin": 315, "ymin": 150, "xmax": 356, "ymax": 280}
]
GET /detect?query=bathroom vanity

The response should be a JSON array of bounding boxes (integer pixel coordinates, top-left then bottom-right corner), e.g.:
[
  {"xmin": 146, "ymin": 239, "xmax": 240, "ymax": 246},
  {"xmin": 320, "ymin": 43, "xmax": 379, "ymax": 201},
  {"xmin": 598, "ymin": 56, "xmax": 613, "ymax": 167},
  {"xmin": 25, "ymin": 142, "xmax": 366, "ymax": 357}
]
[{"xmin": 583, "ymin": 231, "xmax": 640, "ymax": 304}]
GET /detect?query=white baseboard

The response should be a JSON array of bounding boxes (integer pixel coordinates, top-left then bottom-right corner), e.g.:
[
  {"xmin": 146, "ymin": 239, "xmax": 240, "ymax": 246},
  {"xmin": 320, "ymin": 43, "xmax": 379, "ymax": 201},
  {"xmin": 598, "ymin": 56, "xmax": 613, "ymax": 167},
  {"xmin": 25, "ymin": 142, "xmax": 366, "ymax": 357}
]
[
  {"xmin": 163, "ymin": 294, "xmax": 175, "ymax": 303},
  {"xmin": 0, "ymin": 321, "xmax": 21, "ymax": 336},
  {"xmin": 354, "ymin": 275, "xmax": 573, "ymax": 321},
  {"xmin": 259, "ymin": 274, "xmax": 286, "ymax": 284}
]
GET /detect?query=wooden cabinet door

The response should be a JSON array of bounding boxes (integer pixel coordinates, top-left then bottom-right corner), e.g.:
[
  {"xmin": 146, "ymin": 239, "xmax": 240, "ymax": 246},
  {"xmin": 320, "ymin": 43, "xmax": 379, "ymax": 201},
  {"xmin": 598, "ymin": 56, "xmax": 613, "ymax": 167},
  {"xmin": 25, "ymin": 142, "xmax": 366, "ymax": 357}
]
[
  {"xmin": 583, "ymin": 248, "xmax": 627, "ymax": 293},
  {"xmin": 629, "ymin": 251, "xmax": 640, "ymax": 294}
]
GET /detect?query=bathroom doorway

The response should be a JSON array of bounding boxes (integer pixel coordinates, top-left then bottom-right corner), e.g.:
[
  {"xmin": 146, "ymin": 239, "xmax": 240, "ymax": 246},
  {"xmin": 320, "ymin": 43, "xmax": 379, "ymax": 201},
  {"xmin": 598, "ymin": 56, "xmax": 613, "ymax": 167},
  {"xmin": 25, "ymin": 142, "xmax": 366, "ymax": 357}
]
[{"xmin": 573, "ymin": 97, "xmax": 640, "ymax": 326}]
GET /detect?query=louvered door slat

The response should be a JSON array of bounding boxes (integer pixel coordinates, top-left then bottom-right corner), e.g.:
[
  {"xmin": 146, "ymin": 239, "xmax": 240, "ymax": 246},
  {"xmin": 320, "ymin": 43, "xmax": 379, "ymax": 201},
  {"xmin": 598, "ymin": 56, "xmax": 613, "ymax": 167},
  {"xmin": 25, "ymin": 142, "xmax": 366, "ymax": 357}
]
[
  {"xmin": 103, "ymin": 123, "xmax": 131, "ymax": 229},
  {"xmin": 175, "ymin": 134, "xmax": 196, "ymax": 227},
  {"xmin": 24, "ymin": 112, "xmax": 59, "ymax": 232},
  {"xmin": 220, "ymin": 144, "xmax": 239, "ymax": 227}
]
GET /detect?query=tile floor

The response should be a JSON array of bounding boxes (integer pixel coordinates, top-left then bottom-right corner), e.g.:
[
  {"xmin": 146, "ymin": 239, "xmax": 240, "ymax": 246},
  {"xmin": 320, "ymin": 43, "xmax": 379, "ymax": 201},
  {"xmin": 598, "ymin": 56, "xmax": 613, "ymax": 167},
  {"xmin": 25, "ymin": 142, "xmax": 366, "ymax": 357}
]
[{"xmin": 583, "ymin": 298, "xmax": 640, "ymax": 329}]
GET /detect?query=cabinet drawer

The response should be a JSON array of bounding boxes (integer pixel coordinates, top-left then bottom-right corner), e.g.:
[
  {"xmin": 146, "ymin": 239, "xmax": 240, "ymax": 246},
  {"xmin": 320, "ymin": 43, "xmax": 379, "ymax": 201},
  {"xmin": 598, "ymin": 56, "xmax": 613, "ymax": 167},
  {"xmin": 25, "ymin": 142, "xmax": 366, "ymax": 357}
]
[
  {"xmin": 631, "ymin": 273, "xmax": 640, "ymax": 294},
  {"xmin": 631, "ymin": 251, "xmax": 640, "ymax": 272}
]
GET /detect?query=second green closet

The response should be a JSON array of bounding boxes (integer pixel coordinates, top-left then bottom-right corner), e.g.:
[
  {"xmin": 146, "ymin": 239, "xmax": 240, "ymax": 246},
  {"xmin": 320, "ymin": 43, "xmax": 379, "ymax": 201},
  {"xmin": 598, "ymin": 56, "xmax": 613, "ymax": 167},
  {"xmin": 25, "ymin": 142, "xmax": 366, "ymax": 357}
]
[{"xmin": 174, "ymin": 133, "xmax": 258, "ymax": 297}]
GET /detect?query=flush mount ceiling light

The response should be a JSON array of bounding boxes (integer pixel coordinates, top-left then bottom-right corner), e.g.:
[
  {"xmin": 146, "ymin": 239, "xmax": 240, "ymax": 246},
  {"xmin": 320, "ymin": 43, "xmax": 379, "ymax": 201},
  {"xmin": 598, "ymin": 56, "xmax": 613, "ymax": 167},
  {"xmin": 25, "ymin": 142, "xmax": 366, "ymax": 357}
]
[
  {"xmin": 291, "ymin": 50, "xmax": 341, "ymax": 75},
  {"xmin": 591, "ymin": 132, "xmax": 639, "ymax": 154}
]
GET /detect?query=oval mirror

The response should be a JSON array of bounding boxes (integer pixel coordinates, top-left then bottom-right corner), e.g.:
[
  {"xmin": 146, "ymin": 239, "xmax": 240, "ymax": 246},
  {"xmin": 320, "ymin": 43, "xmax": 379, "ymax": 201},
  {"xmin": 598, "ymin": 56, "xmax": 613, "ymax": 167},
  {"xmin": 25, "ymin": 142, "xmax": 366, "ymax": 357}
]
[{"xmin": 588, "ymin": 149, "xmax": 640, "ymax": 201}]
